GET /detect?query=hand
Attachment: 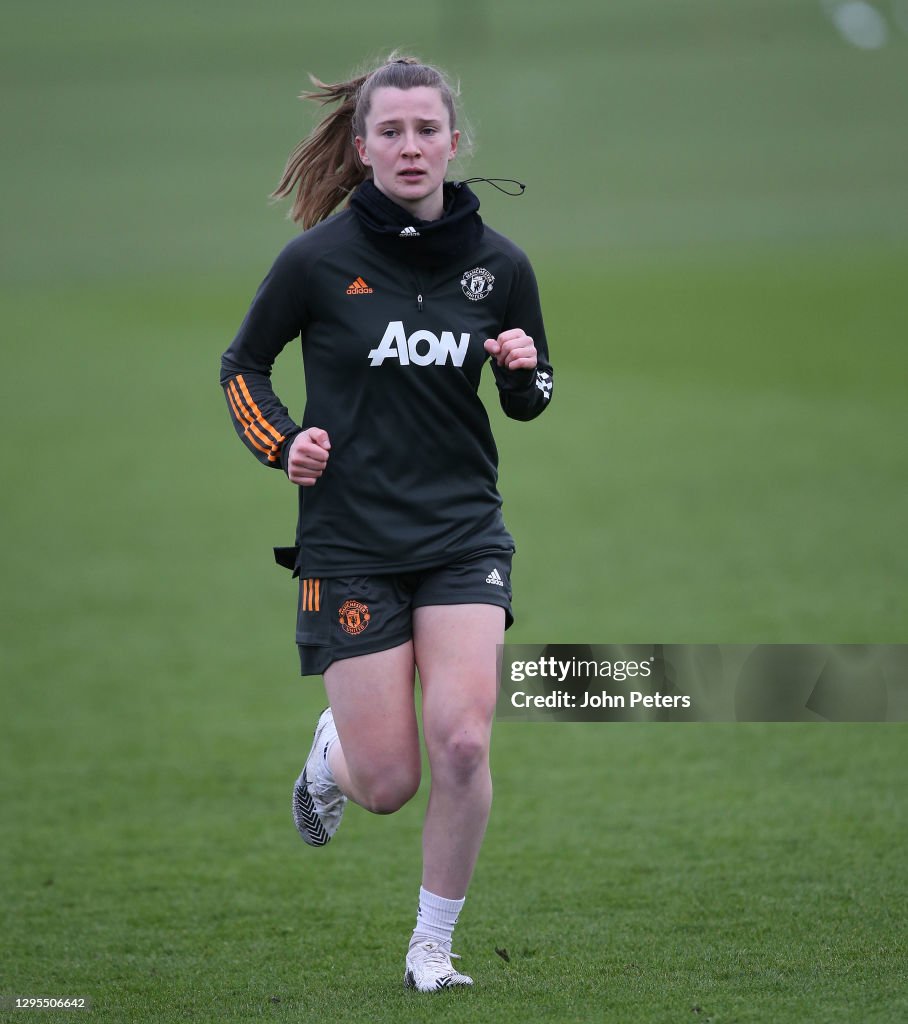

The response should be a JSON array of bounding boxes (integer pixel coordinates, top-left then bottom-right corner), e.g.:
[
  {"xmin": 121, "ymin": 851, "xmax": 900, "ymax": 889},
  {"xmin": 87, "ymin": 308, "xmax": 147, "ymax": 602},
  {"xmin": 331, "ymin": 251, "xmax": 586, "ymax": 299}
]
[
  {"xmin": 286, "ymin": 427, "xmax": 331, "ymax": 487},
  {"xmin": 484, "ymin": 329, "xmax": 537, "ymax": 371}
]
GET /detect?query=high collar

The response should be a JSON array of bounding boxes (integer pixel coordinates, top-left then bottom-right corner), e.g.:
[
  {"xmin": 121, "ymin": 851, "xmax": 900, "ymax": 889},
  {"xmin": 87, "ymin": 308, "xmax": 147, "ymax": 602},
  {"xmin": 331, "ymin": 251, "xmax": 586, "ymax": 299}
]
[{"xmin": 348, "ymin": 179, "xmax": 484, "ymax": 269}]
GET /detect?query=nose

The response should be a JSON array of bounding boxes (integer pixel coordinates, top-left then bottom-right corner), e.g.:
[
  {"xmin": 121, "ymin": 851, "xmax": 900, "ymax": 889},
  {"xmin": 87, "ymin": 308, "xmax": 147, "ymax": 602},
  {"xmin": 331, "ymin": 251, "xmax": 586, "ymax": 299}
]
[{"xmin": 402, "ymin": 130, "xmax": 422, "ymax": 156}]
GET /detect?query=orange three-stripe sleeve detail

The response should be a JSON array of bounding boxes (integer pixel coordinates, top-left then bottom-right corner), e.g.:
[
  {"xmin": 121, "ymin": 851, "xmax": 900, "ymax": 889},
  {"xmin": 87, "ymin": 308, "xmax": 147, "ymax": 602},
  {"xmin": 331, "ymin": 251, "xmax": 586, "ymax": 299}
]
[
  {"xmin": 236, "ymin": 376, "xmax": 284, "ymax": 443},
  {"xmin": 227, "ymin": 375, "xmax": 285, "ymax": 463},
  {"xmin": 226, "ymin": 384, "xmax": 271, "ymax": 457}
]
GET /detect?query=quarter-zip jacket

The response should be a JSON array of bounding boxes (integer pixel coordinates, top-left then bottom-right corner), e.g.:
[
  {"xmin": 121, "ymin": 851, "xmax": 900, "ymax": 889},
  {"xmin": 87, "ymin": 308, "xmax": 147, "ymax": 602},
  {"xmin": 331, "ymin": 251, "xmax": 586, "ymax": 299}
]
[{"xmin": 220, "ymin": 184, "xmax": 554, "ymax": 577}]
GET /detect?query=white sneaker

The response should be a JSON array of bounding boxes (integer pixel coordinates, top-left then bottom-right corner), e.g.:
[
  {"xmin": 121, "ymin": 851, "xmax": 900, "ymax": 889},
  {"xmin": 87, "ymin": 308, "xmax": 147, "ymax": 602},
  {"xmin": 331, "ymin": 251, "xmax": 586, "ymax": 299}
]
[
  {"xmin": 291, "ymin": 707, "xmax": 346, "ymax": 847},
  {"xmin": 404, "ymin": 940, "xmax": 474, "ymax": 992}
]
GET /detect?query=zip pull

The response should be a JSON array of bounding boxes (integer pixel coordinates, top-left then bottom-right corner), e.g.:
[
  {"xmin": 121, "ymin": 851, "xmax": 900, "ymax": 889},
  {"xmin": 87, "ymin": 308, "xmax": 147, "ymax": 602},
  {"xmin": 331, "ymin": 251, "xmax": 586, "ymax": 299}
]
[{"xmin": 417, "ymin": 293, "xmax": 423, "ymax": 312}]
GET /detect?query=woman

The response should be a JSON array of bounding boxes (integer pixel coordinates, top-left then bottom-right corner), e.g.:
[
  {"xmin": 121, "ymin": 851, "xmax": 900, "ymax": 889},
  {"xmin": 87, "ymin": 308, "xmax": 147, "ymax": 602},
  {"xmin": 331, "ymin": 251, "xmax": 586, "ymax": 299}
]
[{"xmin": 220, "ymin": 55, "xmax": 554, "ymax": 992}]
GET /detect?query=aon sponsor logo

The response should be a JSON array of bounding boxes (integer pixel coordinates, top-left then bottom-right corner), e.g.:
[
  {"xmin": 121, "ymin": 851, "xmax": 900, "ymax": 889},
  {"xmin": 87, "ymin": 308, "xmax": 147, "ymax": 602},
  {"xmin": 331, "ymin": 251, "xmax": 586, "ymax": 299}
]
[{"xmin": 368, "ymin": 321, "xmax": 470, "ymax": 367}]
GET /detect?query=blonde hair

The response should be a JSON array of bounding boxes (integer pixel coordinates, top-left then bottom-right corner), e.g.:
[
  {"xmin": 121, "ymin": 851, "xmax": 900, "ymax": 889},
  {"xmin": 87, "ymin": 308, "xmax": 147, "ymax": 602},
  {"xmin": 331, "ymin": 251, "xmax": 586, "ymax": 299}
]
[{"xmin": 271, "ymin": 55, "xmax": 460, "ymax": 229}]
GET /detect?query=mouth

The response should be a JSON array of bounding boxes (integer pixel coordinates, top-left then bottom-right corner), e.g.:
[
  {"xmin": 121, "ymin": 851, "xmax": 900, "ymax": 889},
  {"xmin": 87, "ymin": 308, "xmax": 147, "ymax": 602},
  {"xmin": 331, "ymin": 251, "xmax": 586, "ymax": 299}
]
[{"xmin": 398, "ymin": 168, "xmax": 427, "ymax": 180}]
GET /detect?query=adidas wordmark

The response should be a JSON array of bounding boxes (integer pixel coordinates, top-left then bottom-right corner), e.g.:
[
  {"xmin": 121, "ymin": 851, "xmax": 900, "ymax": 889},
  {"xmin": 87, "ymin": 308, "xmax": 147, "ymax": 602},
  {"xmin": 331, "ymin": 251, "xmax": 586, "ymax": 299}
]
[{"xmin": 485, "ymin": 568, "xmax": 504, "ymax": 587}]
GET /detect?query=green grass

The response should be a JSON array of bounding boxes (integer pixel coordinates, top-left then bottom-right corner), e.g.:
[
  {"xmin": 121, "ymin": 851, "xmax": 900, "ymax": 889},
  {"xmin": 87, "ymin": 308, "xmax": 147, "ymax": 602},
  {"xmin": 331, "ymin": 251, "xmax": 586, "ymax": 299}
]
[
  {"xmin": 2, "ymin": 250, "xmax": 906, "ymax": 1022},
  {"xmin": 3, "ymin": 715, "xmax": 906, "ymax": 1022},
  {"xmin": 2, "ymin": 1, "xmax": 907, "ymax": 1021}
]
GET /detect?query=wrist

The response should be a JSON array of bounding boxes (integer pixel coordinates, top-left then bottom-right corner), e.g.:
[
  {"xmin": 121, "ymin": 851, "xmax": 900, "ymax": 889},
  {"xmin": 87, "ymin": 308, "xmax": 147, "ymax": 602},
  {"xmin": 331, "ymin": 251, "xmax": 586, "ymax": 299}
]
[{"xmin": 279, "ymin": 428, "xmax": 303, "ymax": 474}]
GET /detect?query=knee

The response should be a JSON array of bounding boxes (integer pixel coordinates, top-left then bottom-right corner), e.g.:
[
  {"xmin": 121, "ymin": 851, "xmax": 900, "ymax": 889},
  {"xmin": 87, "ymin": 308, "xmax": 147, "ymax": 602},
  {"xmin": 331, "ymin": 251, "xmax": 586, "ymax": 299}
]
[
  {"xmin": 431, "ymin": 727, "xmax": 490, "ymax": 784},
  {"xmin": 359, "ymin": 765, "xmax": 421, "ymax": 815}
]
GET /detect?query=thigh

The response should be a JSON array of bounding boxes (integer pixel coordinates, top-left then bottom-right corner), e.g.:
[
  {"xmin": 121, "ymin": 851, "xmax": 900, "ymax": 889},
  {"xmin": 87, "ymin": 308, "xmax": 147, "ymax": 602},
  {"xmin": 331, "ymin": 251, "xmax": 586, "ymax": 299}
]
[
  {"xmin": 324, "ymin": 640, "xmax": 421, "ymax": 780},
  {"xmin": 413, "ymin": 605, "xmax": 505, "ymax": 747}
]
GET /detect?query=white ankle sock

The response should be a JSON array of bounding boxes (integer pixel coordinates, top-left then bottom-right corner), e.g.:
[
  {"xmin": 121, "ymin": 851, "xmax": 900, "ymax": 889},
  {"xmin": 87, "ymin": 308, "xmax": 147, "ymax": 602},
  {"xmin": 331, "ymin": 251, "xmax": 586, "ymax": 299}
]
[{"xmin": 410, "ymin": 887, "xmax": 465, "ymax": 949}]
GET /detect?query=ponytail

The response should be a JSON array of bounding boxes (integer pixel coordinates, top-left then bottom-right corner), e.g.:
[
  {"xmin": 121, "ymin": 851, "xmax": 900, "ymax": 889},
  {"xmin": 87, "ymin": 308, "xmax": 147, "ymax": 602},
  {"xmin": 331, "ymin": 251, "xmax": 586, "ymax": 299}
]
[
  {"xmin": 270, "ymin": 72, "xmax": 369, "ymax": 229},
  {"xmin": 271, "ymin": 55, "xmax": 459, "ymax": 229}
]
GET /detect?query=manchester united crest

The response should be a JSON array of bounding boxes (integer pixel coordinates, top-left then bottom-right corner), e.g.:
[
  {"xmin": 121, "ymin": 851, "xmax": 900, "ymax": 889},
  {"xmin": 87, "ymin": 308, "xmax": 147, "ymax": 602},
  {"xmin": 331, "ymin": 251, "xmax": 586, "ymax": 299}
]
[
  {"xmin": 338, "ymin": 599, "xmax": 371, "ymax": 635},
  {"xmin": 461, "ymin": 267, "xmax": 495, "ymax": 301}
]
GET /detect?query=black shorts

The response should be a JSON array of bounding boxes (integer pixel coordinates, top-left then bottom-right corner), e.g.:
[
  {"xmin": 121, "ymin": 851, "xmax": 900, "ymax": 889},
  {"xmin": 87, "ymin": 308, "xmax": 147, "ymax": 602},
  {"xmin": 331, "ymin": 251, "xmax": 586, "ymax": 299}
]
[{"xmin": 295, "ymin": 549, "xmax": 514, "ymax": 677}]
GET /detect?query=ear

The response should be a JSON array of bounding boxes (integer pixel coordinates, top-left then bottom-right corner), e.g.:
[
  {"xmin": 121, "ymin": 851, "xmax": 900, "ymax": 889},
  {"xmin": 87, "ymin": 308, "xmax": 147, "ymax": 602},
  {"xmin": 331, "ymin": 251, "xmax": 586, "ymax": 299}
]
[
  {"xmin": 448, "ymin": 129, "xmax": 460, "ymax": 162},
  {"xmin": 354, "ymin": 136, "xmax": 370, "ymax": 166}
]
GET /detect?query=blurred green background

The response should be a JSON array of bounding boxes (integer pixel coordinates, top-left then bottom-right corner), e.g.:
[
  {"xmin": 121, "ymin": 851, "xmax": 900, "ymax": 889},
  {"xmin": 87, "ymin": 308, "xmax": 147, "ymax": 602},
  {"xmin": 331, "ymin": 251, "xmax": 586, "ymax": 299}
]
[
  {"xmin": 3, "ymin": 0, "xmax": 906, "ymax": 650},
  {"xmin": 2, "ymin": 2, "xmax": 906, "ymax": 1021}
]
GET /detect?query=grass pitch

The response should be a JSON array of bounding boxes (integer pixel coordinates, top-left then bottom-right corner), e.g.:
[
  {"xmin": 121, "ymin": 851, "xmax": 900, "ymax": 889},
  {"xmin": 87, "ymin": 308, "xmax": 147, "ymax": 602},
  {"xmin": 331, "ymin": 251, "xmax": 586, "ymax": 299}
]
[
  {"xmin": 3, "ymin": 705, "xmax": 906, "ymax": 1021},
  {"xmin": 2, "ymin": 2, "xmax": 907, "ymax": 1021}
]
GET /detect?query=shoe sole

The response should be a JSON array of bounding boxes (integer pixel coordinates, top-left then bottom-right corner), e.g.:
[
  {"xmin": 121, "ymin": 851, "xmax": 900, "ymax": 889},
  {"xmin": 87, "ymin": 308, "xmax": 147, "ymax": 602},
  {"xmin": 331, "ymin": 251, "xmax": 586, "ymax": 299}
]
[
  {"xmin": 403, "ymin": 968, "xmax": 473, "ymax": 992},
  {"xmin": 291, "ymin": 709, "xmax": 333, "ymax": 847},
  {"xmin": 292, "ymin": 768, "xmax": 330, "ymax": 846}
]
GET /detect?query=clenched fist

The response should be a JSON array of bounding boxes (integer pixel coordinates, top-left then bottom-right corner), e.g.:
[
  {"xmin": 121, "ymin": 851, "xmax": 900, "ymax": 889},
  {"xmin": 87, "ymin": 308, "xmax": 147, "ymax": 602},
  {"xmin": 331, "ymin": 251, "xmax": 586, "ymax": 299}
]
[
  {"xmin": 484, "ymin": 329, "xmax": 537, "ymax": 371},
  {"xmin": 286, "ymin": 427, "xmax": 331, "ymax": 487}
]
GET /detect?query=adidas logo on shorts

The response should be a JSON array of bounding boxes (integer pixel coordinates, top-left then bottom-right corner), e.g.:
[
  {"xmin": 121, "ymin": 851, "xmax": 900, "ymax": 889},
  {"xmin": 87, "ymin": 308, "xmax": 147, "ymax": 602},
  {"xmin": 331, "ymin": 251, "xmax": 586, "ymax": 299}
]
[{"xmin": 485, "ymin": 568, "xmax": 504, "ymax": 587}]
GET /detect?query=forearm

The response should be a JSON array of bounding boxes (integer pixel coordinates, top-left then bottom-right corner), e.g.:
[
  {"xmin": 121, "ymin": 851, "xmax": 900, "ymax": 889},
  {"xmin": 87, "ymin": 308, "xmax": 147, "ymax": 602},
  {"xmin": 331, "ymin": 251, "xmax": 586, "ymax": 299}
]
[{"xmin": 221, "ymin": 365, "xmax": 299, "ymax": 468}]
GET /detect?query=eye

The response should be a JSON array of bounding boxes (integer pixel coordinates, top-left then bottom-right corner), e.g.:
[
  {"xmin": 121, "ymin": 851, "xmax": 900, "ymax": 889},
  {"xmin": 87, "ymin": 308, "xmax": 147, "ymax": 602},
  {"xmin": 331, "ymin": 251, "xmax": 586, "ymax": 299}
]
[
  {"xmin": 381, "ymin": 129, "xmax": 398, "ymax": 138},
  {"xmin": 421, "ymin": 126, "xmax": 439, "ymax": 136}
]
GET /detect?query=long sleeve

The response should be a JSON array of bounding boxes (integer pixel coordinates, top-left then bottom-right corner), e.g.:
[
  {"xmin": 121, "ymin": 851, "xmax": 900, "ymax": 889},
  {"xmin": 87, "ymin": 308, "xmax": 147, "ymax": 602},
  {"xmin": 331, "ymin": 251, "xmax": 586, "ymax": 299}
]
[
  {"xmin": 489, "ymin": 251, "xmax": 554, "ymax": 421},
  {"xmin": 220, "ymin": 242, "xmax": 308, "ymax": 468}
]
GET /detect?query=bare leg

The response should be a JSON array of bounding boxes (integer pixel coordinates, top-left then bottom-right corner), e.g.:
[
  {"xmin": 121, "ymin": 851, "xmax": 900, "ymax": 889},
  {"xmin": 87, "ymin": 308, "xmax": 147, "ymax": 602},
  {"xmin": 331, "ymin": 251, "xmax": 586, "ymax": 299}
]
[
  {"xmin": 413, "ymin": 604, "xmax": 504, "ymax": 898},
  {"xmin": 323, "ymin": 641, "xmax": 422, "ymax": 814}
]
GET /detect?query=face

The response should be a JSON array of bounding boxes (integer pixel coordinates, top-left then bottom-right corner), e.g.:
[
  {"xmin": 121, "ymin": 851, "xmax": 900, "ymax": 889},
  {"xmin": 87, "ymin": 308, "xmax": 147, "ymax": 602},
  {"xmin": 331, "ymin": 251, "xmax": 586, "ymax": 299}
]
[{"xmin": 355, "ymin": 86, "xmax": 459, "ymax": 221}]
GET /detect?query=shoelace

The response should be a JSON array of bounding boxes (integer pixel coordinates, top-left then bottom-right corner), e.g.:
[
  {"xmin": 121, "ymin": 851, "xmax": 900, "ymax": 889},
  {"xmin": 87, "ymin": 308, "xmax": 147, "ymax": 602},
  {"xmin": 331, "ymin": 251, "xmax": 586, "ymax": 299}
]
[
  {"xmin": 413, "ymin": 942, "xmax": 463, "ymax": 972},
  {"xmin": 308, "ymin": 768, "xmax": 345, "ymax": 815},
  {"xmin": 312, "ymin": 781, "xmax": 345, "ymax": 813}
]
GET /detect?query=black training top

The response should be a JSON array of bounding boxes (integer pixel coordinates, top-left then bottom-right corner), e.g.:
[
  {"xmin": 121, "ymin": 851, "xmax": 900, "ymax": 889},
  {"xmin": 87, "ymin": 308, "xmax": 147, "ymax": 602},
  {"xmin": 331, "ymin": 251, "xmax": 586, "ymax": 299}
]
[{"xmin": 220, "ymin": 180, "xmax": 554, "ymax": 577}]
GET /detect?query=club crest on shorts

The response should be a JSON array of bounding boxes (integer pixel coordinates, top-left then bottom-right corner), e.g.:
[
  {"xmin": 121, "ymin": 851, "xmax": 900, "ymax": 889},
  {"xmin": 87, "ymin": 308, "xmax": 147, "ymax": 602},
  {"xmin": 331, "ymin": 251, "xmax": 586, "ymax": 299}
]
[
  {"xmin": 461, "ymin": 267, "xmax": 494, "ymax": 301},
  {"xmin": 338, "ymin": 599, "xmax": 371, "ymax": 635}
]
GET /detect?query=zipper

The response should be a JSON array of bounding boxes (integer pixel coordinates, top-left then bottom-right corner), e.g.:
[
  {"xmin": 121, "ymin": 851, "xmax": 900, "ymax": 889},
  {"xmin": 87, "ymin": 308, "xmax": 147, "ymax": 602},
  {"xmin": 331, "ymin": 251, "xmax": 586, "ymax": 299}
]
[{"xmin": 412, "ymin": 268, "xmax": 426, "ymax": 312}]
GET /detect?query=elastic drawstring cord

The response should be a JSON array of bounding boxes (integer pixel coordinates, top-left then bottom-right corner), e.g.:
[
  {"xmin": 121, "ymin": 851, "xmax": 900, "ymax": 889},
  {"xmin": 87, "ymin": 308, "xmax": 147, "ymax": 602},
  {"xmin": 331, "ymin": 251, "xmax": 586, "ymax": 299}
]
[{"xmin": 455, "ymin": 177, "xmax": 526, "ymax": 196}]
